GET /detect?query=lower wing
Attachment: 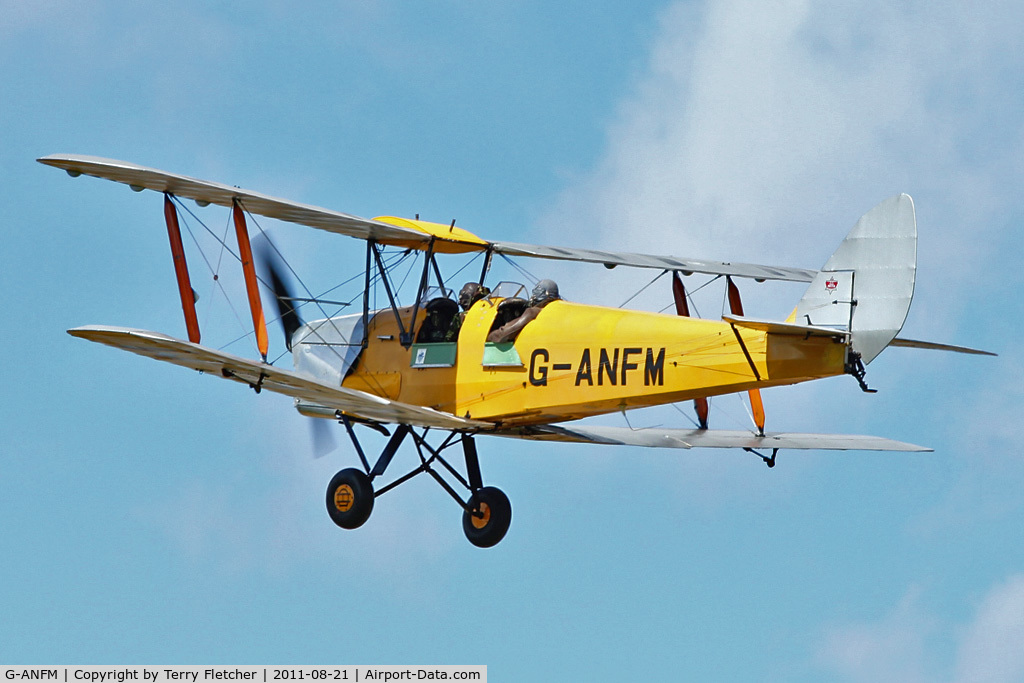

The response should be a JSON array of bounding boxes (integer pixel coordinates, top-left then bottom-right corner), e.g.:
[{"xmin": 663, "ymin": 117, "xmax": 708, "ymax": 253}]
[
  {"xmin": 70, "ymin": 325, "xmax": 933, "ymax": 452},
  {"xmin": 499, "ymin": 424, "xmax": 931, "ymax": 452},
  {"xmin": 69, "ymin": 325, "xmax": 487, "ymax": 431}
]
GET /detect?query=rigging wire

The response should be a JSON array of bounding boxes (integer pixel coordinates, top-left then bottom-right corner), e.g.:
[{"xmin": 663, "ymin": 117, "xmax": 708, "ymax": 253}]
[
  {"xmin": 174, "ymin": 197, "xmax": 243, "ymax": 265},
  {"xmin": 619, "ymin": 269, "xmax": 668, "ymax": 308},
  {"xmin": 391, "ymin": 247, "xmax": 421, "ymax": 304},
  {"xmin": 670, "ymin": 401, "xmax": 703, "ymax": 429},
  {"xmin": 444, "ymin": 250, "xmax": 484, "ymax": 288},
  {"xmin": 236, "ymin": 208, "xmax": 418, "ymax": 372},
  {"xmin": 656, "ymin": 274, "xmax": 720, "ymax": 316},
  {"xmin": 497, "ymin": 252, "xmax": 539, "ymax": 285},
  {"xmin": 172, "ymin": 197, "xmax": 407, "ymax": 362},
  {"xmin": 173, "ymin": 199, "xmax": 258, "ymax": 354}
]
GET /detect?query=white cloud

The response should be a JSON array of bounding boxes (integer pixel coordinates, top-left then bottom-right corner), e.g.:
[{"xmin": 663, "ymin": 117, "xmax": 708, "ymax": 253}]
[
  {"xmin": 816, "ymin": 574, "xmax": 1024, "ymax": 682},
  {"xmin": 817, "ymin": 586, "xmax": 938, "ymax": 683},
  {"xmin": 524, "ymin": 0, "xmax": 1024, "ymax": 512},
  {"xmin": 540, "ymin": 0, "xmax": 1024, "ymax": 327},
  {"xmin": 953, "ymin": 575, "xmax": 1024, "ymax": 683}
]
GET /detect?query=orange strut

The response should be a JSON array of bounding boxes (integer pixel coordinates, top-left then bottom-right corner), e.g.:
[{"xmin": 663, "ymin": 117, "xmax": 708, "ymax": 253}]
[
  {"xmin": 163, "ymin": 193, "xmax": 201, "ymax": 344},
  {"xmin": 726, "ymin": 277, "xmax": 766, "ymax": 435},
  {"xmin": 232, "ymin": 200, "xmax": 269, "ymax": 361},
  {"xmin": 672, "ymin": 272, "xmax": 709, "ymax": 429}
]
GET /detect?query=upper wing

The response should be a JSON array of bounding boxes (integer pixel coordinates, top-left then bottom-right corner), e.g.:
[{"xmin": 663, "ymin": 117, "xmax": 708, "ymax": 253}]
[
  {"xmin": 40, "ymin": 154, "xmax": 816, "ymax": 283},
  {"xmin": 500, "ymin": 424, "xmax": 931, "ymax": 452},
  {"xmin": 68, "ymin": 325, "xmax": 488, "ymax": 431},
  {"xmin": 492, "ymin": 242, "xmax": 817, "ymax": 283},
  {"xmin": 39, "ymin": 154, "xmax": 431, "ymax": 246}
]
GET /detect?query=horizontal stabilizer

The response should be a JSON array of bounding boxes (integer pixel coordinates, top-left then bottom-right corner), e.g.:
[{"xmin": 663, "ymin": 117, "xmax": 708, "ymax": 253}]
[
  {"xmin": 722, "ymin": 314, "xmax": 851, "ymax": 340},
  {"xmin": 68, "ymin": 325, "xmax": 487, "ymax": 430},
  {"xmin": 889, "ymin": 337, "xmax": 996, "ymax": 356},
  {"xmin": 504, "ymin": 424, "xmax": 931, "ymax": 452}
]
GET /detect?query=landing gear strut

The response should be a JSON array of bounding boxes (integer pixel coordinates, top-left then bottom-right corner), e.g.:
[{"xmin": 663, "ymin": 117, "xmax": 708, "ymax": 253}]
[
  {"xmin": 845, "ymin": 352, "xmax": 878, "ymax": 394},
  {"xmin": 744, "ymin": 447, "xmax": 779, "ymax": 468},
  {"xmin": 325, "ymin": 421, "xmax": 512, "ymax": 547}
]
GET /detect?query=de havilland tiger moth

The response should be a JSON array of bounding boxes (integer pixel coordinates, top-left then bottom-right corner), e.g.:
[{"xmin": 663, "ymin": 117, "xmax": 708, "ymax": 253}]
[{"xmin": 40, "ymin": 154, "xmax": 994, "ymax": 547}]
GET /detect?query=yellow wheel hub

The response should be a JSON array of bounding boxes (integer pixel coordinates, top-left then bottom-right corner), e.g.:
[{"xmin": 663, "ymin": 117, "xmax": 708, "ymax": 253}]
[
  {"xmin": 470, "ymin": 502, "xmax": 491, "ymax": 530},
  {"xmin": 334, "ymin": 484, "xmax": 355, "ymax": 513}
]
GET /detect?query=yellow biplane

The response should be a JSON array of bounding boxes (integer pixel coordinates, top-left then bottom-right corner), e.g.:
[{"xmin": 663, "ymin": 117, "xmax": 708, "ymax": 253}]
[{"xmin": 40, "ymin": 154, "xmax": 993, "ymax": 547}]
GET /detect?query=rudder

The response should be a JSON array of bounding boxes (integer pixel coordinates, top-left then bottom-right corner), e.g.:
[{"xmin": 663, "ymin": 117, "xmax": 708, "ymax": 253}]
[{"xmin": 794, "ymin": 194, "xmax": 917, "ymax": 365}]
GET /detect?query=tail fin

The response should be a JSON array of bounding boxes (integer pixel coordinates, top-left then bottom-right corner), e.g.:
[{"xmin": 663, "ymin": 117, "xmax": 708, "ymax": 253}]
[{"xmin": 794, "ymin": 194, "xmax": 917, "ymax": 365}]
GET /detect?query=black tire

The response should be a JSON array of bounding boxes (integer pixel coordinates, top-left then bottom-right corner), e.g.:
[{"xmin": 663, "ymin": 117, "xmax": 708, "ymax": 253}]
[
  {"xmin": 462, "ymin": 486, "xmax": 512, "ymax": 548},
  {"xmin": 326, "ymin": 468, "xmax": 374, "ymax": 529}
]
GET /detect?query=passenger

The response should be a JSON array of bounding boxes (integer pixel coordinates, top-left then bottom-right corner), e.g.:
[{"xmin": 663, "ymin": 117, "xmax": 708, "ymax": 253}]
[
  {"xmin": 487, "ymin": 279, "xmax": 560, "ymax": 343},
  {"xmin": 419, "ymin": 283, "xmax": 490, "ymax": 344},
  {"xmin": 458, "ymin": 282, "xmax": 490, "ymax": 313}
]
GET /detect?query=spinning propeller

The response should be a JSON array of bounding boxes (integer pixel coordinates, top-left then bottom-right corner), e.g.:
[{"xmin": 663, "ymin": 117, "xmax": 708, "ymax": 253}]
[
  {"xmin": 255, "ymin": 238, "xmax": 337, "ymax": 457},
  {"xmin": 256, "ymin": 240, "xmax": 303, "ymax": 352}
]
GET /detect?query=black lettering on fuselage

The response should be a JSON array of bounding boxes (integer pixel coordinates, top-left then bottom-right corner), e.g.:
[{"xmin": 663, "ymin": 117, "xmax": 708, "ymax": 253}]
[
  {"xmin": 575, "ymin": 349, "xmax": 593, "ymax": 386},
  {"xmin": 644, "ymin": 347, "xmax": 665, "ymax": 386},
  {"xmin": 564, "ymin": 347, "xmax": 668, "ymax": 388},
  {"xmin": 621, "ymin": 347, "xmax": 642, "ymax": 385},
  {"xmin": 529, "ymin": 348, "xmax": 549, "ymax": 386},
  {"xmin": 598, "ymin": 348, "xmax": 618, "ymax": 386}
]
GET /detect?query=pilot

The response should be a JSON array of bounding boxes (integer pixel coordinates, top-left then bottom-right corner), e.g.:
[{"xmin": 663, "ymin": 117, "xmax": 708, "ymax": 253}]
[
  {"xmin": 487, "ymin": 279, "xmax": 560, "ymax": 343},
  {"xmin": 428, "ymin": 283, "xmax": 490, "ymax": 343},
  {"xmin": 458, "ymin": 282, "xmax": 490, "ymax": 312},
  {"xmin": 419, "ymin": 298, "xmax": 460, "ymax": 343}
]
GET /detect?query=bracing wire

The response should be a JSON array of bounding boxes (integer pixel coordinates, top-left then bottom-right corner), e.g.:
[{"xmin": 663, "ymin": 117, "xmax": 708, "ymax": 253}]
[
  {"xmin": 619, "ymin": 269, "xmax": 668, "ymax": 308},
  {"xmin": 444, "ymin": 250, "xmax": 484, "ymax": 288},
  {"xmin": 173, "ymin": 199, "xmax": 258, "ymax": 353},
  {"xmin": 656, "ymin": 274, "xmax": 720, "ymax": 316},
  {"xmin": 497, "ymin": 252, "xmax": 539, "ymax": 285},
  {"xmin": 173, "ymin": 197, "xmax": 409, "ymax": 361},
  {"xmin": 670, "ymin": 402, "xmax": 703, "ymax": 429}
]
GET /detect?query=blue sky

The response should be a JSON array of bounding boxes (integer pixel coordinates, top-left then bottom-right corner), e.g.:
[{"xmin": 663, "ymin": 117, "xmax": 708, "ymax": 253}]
[{"xmin": 3, "ymin": 1, "xmax": 1024, "ymax": 680}]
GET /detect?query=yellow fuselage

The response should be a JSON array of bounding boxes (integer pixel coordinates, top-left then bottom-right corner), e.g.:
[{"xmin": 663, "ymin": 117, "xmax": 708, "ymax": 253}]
[{"xmin": 342, "ymin": 298, "xmax": 847, "ymax": 426}]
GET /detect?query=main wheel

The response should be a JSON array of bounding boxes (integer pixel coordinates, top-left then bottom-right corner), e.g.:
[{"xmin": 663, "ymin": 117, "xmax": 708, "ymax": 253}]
[
  {"xmin": 462, "ymin": 486, "xmax": 512, "ymax": 548},
  {"xmin": 326, "ymin": 468, "xmax": 374, "ymax": 529}
]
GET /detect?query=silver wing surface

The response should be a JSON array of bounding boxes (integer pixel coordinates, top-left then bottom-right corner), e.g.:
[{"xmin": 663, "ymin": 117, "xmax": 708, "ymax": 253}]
[
  {"xmin": 889, "ymin": 338, "xmax": 996, "ymax": 356},
  {"xmin": 491, "ymin": 242, "xmax": 817, "ymax": 283},
  {"xmin": 41, "ymin": 154, "xmax": 816, "ymax": 283},
  {"xmin": 501, "ymin": 424, "xmax": 931, "ymax": 452},
  {"xmin": 39, "ymin": 154, "xmax": 425, "ymax": 245},
  {"xmin": 68, "ymin": 326, "xmax": 488, "ymax": 431}
]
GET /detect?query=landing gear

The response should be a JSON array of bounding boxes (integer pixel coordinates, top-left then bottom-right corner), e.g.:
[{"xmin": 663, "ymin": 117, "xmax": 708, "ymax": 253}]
[
  {"xmin": 463, "ymin": 486, "xmax": 512, "ymax": 548},
  {"xmin": 845, "ymin": 352, "xmax": 878, "ymax": 394},
  {"xmin": 325, "ymin": 467, "xmax": 374, "ymax": 529},
  {"xmin": 744, "ymin": 447, "xmax": 779, "ymax": 468},
  {"xmin": 326, "ymin": 422, "xmax": 513, "ymax": 547}
]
